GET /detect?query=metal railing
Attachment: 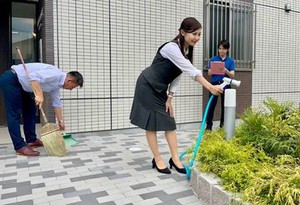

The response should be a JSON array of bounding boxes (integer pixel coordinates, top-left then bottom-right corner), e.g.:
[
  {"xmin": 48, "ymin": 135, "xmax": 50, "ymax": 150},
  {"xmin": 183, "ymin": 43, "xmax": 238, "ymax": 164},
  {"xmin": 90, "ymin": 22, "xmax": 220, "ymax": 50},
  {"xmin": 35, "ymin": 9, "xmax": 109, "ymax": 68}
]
[{"xmin": 204, "ymin": 0, "xmax": 255, "ymax": 70}]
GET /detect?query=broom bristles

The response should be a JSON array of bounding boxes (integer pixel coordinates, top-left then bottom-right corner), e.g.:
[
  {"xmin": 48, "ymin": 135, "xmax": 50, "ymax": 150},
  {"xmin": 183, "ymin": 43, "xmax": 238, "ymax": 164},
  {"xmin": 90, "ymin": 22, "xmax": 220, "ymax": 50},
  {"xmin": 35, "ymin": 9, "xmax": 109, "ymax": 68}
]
[
  {"xmin": 40, "ymin": 123, "xmax": 60, "ymax": 135},
  {"xmin": 40, "ymin": 123, "xmax": 67, "ymax": 157}
]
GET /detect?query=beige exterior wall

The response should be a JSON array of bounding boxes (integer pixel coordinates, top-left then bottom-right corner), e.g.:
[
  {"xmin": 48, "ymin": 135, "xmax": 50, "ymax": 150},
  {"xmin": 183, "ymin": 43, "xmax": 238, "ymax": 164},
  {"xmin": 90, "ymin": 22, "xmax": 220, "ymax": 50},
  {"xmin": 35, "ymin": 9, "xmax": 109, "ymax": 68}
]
[
  {"xmin": 252, "ymin": 0, "xmax": 300, "ymax": 107},
  {"xmin": 53, "ymin": 1, "xmax": 204, "ymax": 133}
]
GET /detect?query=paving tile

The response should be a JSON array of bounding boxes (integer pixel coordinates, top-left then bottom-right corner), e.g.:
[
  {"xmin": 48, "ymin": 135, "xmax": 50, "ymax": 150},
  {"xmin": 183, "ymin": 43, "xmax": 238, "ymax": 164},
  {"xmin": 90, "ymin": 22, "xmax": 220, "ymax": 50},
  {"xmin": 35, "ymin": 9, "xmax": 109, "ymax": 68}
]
[
  {"xmin": 0, "ymin": 198, "xmax": 17, "ymax": 205},
  {"xmin": 177, "ymin": 195, "xmax": 203, "ymax": 204},
  {"xmin": 47, "ymin": 187, "xmax": 76, "ymax": 196},
  {"xmin": 0, "ymin": 130, "xmax": 203, "ymax": 205},
  {"xmin": 130, "ymin": 182, "xmax": 155, "ymax": 190},
  {"xmin": 108, "ymin": 173, "xmax": 131, "ymax": 180},
  {"xmin": 0, "ymin": 172, "xmax": 17, "ymax": 178},
  {"xmin": 34, "ymin": 194, "xmax": 64, "ymax": 204},
  {"xmin": 63, "ymin": 188, "xmax": 92, "ymax": 198},
  {"xmin": 48, "ymin": 197, "xmax": 81, "ymax": 205},
  {"xmin": 4, "ymin": 200, "xmax": 33, "ymax": 205}
]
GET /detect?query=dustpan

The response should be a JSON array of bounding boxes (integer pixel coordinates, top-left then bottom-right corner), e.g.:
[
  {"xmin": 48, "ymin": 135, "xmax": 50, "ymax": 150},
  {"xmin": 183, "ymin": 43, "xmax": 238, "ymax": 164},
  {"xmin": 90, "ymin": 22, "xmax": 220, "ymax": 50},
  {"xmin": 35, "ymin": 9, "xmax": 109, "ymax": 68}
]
[
  {"xmin": 62, "ymin": 133, "xmax": 78, "ymax": 146},
  {"xmin": 16, "ymin": 47, "xmax": 67, "ymax": 157}
]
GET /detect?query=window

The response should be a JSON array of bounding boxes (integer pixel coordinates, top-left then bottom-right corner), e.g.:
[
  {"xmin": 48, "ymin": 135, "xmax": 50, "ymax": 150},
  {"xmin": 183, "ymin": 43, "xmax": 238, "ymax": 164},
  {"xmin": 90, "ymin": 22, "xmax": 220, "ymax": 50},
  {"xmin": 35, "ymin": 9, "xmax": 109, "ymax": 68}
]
[
  {"xmin": 12, "ymin": 2, "xmax": 37, "ymax": 64},
  {"xmin": 204, "ymin": 0, "xmax": 254, "ymax": 69}
]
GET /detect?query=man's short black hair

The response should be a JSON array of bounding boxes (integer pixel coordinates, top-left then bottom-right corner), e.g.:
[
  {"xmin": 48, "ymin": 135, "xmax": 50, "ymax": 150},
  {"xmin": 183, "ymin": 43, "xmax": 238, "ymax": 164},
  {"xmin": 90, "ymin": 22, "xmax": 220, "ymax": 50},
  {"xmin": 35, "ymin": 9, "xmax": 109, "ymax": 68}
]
[
  {"xmin": 218, "ymin": 40, "xmax": 230, "ymax": 50},
  {"xmin": 68, "ymin": 71, "xmax": 84, "ymax": 88}
]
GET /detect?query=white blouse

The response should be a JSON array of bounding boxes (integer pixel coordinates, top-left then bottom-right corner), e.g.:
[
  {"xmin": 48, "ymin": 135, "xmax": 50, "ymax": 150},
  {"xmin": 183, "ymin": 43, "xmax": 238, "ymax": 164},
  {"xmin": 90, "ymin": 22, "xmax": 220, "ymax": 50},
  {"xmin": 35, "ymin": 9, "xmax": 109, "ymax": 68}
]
[{"xmin": 159, "ymin": 42, "xmax": 202, "ymax": 94}]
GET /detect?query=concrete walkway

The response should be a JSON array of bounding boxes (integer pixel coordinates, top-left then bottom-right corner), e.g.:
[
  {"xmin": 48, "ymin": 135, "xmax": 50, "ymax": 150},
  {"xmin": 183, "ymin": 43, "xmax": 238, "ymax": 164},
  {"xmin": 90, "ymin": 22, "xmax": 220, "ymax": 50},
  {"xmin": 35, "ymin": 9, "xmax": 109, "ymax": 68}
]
[{"xmin": 0, "ymin": 127, "xmax": 204, "ymax": 205}]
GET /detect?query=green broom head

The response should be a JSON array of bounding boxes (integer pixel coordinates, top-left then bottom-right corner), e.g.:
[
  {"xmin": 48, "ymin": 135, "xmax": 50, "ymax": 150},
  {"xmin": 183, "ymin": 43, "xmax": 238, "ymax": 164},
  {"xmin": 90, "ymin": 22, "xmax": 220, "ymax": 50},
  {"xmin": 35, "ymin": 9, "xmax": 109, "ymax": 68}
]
[{"xmin": 40, "ymin": 123, "xmax": 68, "ymax": 156}]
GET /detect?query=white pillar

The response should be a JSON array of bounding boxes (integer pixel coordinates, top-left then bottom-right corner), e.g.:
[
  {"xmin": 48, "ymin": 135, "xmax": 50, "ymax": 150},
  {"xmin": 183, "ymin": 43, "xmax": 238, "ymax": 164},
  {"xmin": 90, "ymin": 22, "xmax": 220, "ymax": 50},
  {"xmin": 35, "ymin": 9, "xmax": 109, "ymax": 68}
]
[{"xmin": 224, "ymin": 89, "xmax": 236, "ymax": 140}]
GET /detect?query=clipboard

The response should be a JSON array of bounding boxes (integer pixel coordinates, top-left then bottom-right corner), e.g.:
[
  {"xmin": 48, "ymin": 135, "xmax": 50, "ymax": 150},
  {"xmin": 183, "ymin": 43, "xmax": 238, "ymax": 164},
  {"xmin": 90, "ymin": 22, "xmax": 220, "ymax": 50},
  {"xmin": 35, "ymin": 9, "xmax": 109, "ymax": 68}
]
[{"xmin": 210, "ymin": 61, "xmax": 225, "ymax": 75}]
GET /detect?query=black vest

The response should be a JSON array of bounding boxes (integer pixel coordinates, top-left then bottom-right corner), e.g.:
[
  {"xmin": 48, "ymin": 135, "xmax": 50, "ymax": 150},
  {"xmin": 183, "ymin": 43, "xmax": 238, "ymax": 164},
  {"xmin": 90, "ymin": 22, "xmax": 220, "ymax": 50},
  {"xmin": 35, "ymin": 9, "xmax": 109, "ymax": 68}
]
[{"xmin": 142, "ymin": 42, "xmax": 182, "ymax": 93}]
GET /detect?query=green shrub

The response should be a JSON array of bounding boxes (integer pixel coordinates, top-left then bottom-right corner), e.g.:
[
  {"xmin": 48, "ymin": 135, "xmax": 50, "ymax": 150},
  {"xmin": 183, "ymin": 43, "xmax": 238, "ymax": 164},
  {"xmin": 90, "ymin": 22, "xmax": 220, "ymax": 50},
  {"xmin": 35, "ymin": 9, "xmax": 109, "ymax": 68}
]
[
  {"xmin": 197, "ymin": 130, "xmax": 272, "ymax": 193},
  {"xmin": 192, "ymin": 98, "xmax": 300, "ymax": 205},
  {"xmin": 235, "ymin": 98, "xmax": 300, "ymax": 158},
  {"xmin": 243, "ymin": 155, "xmax": 300, "ymax": 205}
]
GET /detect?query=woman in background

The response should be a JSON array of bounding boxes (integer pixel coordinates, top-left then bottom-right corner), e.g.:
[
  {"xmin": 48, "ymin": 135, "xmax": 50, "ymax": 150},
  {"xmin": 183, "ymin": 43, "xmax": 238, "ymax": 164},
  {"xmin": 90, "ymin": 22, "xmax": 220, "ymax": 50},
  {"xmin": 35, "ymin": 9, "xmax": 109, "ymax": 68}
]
[{"xmin": 130, "ymin": 17, "xmax": 223, "ymax": 174}]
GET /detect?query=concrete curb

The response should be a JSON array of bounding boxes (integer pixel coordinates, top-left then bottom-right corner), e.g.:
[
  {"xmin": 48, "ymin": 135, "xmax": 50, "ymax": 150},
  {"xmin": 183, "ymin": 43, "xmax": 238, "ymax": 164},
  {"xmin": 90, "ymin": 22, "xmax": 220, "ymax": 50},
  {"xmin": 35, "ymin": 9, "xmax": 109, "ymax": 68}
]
[{"xmin": 190, "ymin": 167, "xmax": 250, "ymax": 205}]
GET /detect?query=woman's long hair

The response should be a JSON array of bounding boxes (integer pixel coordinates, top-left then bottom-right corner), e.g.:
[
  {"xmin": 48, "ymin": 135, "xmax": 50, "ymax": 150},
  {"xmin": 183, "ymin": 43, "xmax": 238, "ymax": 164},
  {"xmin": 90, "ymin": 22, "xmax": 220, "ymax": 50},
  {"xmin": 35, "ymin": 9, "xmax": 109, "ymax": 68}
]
[{"xmin": 173, "ymin": 17, "xmax": 202, "ymax": 63}]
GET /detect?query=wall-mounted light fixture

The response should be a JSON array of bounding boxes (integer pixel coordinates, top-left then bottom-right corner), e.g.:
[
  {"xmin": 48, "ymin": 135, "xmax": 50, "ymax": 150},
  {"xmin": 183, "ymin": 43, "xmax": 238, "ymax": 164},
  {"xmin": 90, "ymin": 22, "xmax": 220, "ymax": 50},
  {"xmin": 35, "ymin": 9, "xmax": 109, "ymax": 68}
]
[{"xmin": 284, "ymin": 4, "xmax": 291, "ymax": 12}]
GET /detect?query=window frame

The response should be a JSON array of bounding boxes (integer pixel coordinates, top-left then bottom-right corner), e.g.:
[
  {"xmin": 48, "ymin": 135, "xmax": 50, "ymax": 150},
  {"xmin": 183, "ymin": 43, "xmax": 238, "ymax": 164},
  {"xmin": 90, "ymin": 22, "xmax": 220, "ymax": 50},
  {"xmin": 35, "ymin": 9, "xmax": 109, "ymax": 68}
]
[{"xmin": 203, "ymin": 0, "xmax": 255, "ymax": 70}]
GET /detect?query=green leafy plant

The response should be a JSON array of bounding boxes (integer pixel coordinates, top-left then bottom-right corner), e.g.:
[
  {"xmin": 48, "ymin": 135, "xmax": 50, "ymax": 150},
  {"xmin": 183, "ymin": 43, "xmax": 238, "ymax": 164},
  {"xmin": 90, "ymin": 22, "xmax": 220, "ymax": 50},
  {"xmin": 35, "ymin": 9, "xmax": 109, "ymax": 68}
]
[
  {"xmin": 235, "ymin": 98, "xmax": 300, "ymax": 158},
  {"xmin": 243, "ymin": 155, "xmax": 300, "ymax": 205},
  {"xmin": 196, "ymin": 130, "xmax": 271, "ymax": 193},
  {"xmin": 192, "ymin": 98, "xmax": 300, "ymax": 205}
]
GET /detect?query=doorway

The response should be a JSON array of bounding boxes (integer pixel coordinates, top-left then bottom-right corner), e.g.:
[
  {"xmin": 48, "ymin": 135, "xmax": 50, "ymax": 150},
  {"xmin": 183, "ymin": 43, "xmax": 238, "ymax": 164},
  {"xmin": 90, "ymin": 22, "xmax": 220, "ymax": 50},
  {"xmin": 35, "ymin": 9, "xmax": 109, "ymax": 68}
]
[{"xmin": 0, "ymin": 1, "xmax": 38, "ymax": 126}]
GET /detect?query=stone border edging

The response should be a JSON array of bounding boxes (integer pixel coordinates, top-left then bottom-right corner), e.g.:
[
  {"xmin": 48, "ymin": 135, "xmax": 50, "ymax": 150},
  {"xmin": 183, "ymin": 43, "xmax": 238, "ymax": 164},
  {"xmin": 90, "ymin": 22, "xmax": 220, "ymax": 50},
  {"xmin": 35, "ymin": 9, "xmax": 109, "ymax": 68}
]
[{"xmin": 190, "ymin": 167, "xmax": 250, "ymax": 205}]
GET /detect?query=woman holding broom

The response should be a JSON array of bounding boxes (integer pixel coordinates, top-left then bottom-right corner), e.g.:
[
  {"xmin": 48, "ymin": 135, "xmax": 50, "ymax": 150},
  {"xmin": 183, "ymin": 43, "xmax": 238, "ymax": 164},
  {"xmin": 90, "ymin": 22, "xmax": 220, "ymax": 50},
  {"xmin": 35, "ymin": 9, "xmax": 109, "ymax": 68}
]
[
  {"xmin": 130, "ymin": 17, "xmax": 222, "ymax": 174},
  {"xmin": 0, "ymin": 63, "xmax": 83, "ymax": 156}
]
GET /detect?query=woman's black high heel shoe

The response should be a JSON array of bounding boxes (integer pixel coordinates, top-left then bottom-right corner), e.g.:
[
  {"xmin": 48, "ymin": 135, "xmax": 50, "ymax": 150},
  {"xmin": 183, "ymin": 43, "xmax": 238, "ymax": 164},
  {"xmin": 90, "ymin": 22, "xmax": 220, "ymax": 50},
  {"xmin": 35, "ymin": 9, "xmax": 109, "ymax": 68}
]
[
  {"xmin": 169, "ymin": 158, "xmax": 186, "ymax": 174},
  {"xmin": 152, "ymin": 158, "xmax": 171, "ymax": 174}
]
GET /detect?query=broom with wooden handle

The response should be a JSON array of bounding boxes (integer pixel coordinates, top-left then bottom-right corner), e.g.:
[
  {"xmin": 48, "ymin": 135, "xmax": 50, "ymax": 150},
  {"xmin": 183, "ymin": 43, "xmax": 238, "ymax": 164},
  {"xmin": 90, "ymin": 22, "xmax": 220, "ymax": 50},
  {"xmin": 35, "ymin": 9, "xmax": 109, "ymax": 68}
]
[{"xmin": 16, "ymin": 47, "xmax": 67, "ymax": 156}]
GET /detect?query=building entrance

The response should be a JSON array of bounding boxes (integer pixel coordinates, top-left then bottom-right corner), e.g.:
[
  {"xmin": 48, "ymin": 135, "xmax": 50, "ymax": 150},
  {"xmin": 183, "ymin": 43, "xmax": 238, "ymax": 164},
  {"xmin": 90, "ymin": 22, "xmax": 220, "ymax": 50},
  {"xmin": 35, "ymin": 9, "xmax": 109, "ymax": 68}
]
[{"xmin": 0, "ymin": 1, "xmax": 38, "ymax": 126}]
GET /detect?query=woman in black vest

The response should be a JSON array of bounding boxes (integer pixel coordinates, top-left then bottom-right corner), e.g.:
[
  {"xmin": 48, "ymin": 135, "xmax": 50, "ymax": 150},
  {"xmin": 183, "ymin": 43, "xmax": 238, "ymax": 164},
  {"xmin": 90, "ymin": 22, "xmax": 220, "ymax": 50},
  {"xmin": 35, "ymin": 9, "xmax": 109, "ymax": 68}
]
[{"xmin": 130, "ymin": 17, "xmax": 222, "ymax": 174}]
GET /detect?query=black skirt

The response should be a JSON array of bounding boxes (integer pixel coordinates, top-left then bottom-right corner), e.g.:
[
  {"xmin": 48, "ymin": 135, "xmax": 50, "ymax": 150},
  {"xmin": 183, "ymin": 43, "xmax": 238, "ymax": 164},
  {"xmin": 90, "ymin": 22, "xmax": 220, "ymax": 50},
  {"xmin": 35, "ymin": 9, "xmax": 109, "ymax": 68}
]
[{"xmin": 130, "ymin": 74, "xmax": 176, "ymax": 131}]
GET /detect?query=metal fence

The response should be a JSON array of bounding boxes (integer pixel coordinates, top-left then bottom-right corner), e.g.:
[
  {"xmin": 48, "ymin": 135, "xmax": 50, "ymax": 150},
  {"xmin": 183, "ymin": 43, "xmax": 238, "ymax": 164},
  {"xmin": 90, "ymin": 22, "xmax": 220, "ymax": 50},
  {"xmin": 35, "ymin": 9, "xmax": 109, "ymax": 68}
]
[{"xmin": 52, "ymin": 0, "xmax": 300, "ymax": 133}]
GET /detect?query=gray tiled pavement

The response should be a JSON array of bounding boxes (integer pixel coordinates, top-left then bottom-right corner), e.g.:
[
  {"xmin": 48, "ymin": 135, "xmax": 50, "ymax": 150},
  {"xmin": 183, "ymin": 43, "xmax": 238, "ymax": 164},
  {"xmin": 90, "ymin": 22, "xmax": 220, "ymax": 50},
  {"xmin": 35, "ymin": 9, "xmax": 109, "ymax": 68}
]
[{"xmin": 0, "ymin": 128, "xmax": 204, "ymax": 205}]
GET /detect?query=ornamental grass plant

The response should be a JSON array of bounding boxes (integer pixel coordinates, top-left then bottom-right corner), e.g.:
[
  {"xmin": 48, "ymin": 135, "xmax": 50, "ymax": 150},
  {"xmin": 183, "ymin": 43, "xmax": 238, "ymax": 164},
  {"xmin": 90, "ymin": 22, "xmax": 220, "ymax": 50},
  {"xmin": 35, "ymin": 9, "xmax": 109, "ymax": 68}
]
[{"xmin": 192, "ymin": 98, "xmax": 300, "ymax": 205}]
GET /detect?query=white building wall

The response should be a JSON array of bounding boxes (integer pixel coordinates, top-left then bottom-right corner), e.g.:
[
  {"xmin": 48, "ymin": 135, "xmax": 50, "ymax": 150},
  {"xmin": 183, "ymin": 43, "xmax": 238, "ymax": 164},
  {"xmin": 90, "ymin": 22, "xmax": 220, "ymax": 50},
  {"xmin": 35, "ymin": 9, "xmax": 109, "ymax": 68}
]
[
  {"xmin": 52, "ymin": 0, "xmax": 300, "ymax": 133},
  {"xmin": 253, "ymin": 0, "xmax": 300, "ymax": 107},
  {"xmin": 53, "ymin": 0, "xmax": 204, "ymax": 133}
]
